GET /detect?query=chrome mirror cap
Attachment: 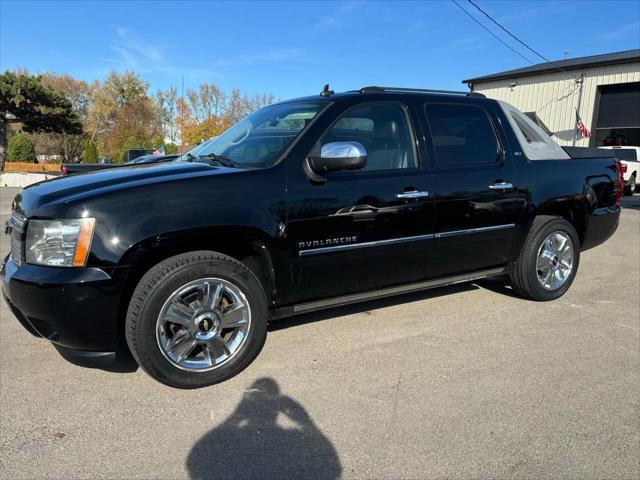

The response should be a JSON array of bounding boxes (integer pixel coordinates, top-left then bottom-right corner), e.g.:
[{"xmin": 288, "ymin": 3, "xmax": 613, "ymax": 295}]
[
  {"xmin": 320, "ymin": 141, "xmax": 367, "ymax": 160},
  {"xmin": 304, "ymin": 141, "xmax": 368, "ymax": 183}
]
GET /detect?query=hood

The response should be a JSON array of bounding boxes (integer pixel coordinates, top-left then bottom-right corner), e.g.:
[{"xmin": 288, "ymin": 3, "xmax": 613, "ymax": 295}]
[{"xmin": 15, "ymin": 161, "xmax": 237, "ymax": 215}]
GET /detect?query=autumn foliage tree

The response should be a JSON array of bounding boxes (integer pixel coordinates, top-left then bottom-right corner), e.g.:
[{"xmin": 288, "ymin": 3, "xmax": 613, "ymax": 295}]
[
  {"xmin": 88, "ymin": 71, "xmax": 161, "ymax": 161},
  {"xmin": 182, "ymin": 115, "xmax": 231, "ymax": 145},
  {"xmin": 36, "ymin": 73, "xmax": 94, "ymax": 162}
]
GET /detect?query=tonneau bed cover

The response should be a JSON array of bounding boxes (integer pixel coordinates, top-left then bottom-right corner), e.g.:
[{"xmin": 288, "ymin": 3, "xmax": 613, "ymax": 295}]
[{"xmin": 562, "ymin": 147, "xmax": 616, "ymax": 159}]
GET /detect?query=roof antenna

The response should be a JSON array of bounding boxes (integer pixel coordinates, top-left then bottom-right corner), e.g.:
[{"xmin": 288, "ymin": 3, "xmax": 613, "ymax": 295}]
[{"xmin": 320, "ymin": 84, "xmax": 334, "ymax": 97}]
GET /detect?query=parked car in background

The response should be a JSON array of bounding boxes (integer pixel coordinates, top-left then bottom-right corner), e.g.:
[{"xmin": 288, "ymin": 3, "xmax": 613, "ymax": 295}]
[
  {"xmin": 126, "ymin": 149, "xmax": 154, "ymax": 162},
  {"xmin": 3, "ymin": 86, "xmax": 622, "ymax": 388},
  {"xmin": 599, "ymin": 146, "xmax": 639, "ymax": 194}
]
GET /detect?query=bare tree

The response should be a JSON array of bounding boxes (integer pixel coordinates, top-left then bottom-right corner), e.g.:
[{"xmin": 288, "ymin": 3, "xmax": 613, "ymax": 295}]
[
  {"xmin": 186, "ymin": 83, "xmax": 227, "ymax": 123},
  {"xmin": 155, "ymin": 86, "xmax": 178, "ymax": 144}
]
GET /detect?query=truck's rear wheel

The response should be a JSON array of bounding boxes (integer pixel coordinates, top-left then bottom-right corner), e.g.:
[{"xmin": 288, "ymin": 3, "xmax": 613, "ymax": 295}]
[
  {"xmin": 625, "ymin": 174, "xmax": 636, "ymax": 195},
  {"xmin": 510, "ymin": 216, "xmax": 580, "ymax": 301},
  {"xmin": 125, "ymin": 251, "xmax": 268, "ymax": 389}
]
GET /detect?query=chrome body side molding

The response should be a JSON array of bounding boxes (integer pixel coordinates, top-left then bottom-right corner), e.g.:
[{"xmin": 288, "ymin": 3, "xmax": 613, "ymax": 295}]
[
  {"xmin": 298, "ymin": 233, "xmax": 435, "ymax": 257},
  {"xmin": 436, "ymin": 223, "xmax": 515, "ymax": 238},
  {"xmin": 298, "ymin": 224, "xmax": 515, "ymax": 256}
]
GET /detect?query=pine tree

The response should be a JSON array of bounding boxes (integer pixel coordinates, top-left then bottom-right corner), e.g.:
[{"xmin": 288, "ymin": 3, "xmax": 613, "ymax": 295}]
[
  {"xmin": 7, "ymin": 132, "xmax": 37, "ymax": 163},
  {"xmin": 84, "ymin": 139, "xmax": 98, "ymax": 163},
  {"xmin": 0, "ymin": 71, "xmax": 82, "ymax": 170}
]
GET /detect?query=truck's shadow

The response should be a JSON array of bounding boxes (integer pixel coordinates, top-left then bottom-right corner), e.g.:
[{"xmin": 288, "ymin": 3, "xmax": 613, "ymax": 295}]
[
  {"xmin": 621, "ymin": 194, "xmax": 640, "ymax": 210},
  {"xmin": 187, "ymin": 377, "xmax": 341, "ymax": 480}
]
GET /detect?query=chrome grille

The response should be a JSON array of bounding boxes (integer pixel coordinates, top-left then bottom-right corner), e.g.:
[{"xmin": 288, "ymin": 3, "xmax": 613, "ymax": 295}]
[
  {"xmin": 10, "ymin": 210, "xmax": 26, "ymax": 231},
  {"xmin": 8, "ymin": 210, "xmax": 26, "ymax": 267}
]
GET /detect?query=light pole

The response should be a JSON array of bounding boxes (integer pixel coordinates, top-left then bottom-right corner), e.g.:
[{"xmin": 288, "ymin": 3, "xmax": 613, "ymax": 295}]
[{"xmin": 572, "ymin": 74, "xmax": 585, "ymax": 147}]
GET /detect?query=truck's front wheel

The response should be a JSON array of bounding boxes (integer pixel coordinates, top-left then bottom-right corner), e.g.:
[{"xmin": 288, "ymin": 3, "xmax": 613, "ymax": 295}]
[
  {"xmin": 510, "ymin": 216, "xmax": 580, "ymax": 301},
  {"xmin": 125, "ymin": 251, "xmax": 268, "ymax": 389}
]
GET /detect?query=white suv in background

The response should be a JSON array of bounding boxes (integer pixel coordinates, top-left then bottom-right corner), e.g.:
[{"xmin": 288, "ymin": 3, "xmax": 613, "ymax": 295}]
[{"xmin": 599, "ymin": 146, "xmax": 639, "ymax": 195}]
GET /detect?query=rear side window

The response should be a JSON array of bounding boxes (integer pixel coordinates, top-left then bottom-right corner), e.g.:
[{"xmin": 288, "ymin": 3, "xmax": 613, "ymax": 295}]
[
  {"xmin": 613, "ymin": 149, "xmax": 638, "ymax": 161},
  {"xmin": 425, "ymin": 104, "xmax": 499, "ymax": 167}
]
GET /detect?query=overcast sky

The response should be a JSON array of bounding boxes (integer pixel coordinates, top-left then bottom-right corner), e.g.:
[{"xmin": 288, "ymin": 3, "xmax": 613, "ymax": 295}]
[{"xmin": 1, "ymin": 0, "xmax": 638, "ymax": 98}]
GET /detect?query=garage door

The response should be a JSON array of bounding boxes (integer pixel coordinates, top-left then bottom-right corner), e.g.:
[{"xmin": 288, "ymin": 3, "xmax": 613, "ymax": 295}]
[{"xmin": 594, "ymin": 82, "xmax": 640, "ymax": 147}]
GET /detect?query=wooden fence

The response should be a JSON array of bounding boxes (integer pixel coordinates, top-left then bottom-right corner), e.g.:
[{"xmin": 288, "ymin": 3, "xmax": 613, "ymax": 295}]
[{"xmin": 4, "ymin": 162, "xmax": 61, "ymax": 173}]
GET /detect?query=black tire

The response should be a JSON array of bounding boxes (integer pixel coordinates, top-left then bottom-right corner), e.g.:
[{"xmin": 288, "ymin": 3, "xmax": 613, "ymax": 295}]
[
  {"xmin": 625, "ymin": 174, "xmax": 636, "ymax": 195},
  {"xmin": 510, "ymin": 216, "xmax": 580, "ymax": 301},
  {"xmin": 125, "ymin": 251, "xmax": 268, "ymax": 389}
]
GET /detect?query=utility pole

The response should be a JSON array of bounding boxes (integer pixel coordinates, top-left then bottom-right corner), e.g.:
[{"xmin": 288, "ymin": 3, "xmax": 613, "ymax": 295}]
[
  {"xmin": 180, "ymin": 75, "xmax": 184, "ymax": 151},
  {"xmin": 572, "ymin": 74, "xmax": 585, "ymax": 147}
]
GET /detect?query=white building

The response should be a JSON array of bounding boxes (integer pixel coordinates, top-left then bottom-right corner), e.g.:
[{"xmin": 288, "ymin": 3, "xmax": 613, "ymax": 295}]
[{"xmin": 463, "ymin": 49, "xmax": 640, "ymax": 147}]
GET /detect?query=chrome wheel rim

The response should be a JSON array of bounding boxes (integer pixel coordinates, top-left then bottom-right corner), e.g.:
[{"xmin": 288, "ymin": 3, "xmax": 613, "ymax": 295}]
[
  {"xmin": 536, "ymin": 231, "xmax": 574, "ymax": 290},
  {"xmin": 156, "ymin": 278, "xmax": 251, "ymax": 371}
]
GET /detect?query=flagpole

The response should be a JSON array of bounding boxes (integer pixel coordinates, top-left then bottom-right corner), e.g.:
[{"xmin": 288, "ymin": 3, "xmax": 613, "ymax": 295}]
[{"xmin": 572, "ymin": 74, "xmax": 585, "ymax": 147}]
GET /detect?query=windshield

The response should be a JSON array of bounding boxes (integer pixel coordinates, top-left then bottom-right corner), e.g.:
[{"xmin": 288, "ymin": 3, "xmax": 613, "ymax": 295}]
[{"xmin": 183, "ymin": 101, "xmax": 325, "ymax": 168}]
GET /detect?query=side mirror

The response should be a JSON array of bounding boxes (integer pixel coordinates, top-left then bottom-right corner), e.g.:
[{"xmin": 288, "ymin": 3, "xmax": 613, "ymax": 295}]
[{"xmin": 305, "ymin": 142, "xmax": 367, "ymax": 181}]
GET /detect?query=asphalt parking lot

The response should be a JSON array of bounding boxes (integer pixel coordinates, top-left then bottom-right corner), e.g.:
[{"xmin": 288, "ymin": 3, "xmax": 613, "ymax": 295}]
[{"xmin": 0, "ymin": 185, "xmax": 638, "ymax": 479}]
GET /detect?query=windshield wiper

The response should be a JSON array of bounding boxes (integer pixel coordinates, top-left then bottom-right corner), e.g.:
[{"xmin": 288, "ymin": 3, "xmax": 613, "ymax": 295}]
[
  {"xmin": 183, "ymin": 152, "xmax": 197, "ymax": 162},
  {"xmin": 198, "ymin": 154, "xmax": 236, "ymax": 168}
]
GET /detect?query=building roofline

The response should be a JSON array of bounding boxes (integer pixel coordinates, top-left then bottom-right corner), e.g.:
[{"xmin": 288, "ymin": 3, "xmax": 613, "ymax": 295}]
[{"xmin": 462, "ymin": 49, "xmax": 640, "ymax": 85}]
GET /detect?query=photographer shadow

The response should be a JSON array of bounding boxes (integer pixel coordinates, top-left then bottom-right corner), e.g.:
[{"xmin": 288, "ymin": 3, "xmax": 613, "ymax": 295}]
[{"xmin": 187, "ymin": 377, "xmax": 341, "ymax": 480}]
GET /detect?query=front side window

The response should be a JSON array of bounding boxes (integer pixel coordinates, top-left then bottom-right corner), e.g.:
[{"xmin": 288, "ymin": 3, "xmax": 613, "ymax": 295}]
[
  {"xmin": 317, "ymin": 103, "xmax": 418, "ymax": 171},
  {"xmin": 187, "ymin": 101, "xmax": 325, "ymax": 168},
  {"xmin": 425, "ymin": 104, "xmax": 500, "ymax": 167}
]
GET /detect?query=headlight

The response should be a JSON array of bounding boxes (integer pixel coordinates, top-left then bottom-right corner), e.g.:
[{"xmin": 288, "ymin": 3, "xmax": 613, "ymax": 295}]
[{"xmin": 26, "ymin": 218, "xmax": 95, "ymax": 267}]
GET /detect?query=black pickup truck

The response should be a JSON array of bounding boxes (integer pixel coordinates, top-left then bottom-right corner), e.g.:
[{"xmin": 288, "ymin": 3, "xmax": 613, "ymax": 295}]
[{"xmin": 2, "ymin": 86, "xmax": 622, "ymax": 388}]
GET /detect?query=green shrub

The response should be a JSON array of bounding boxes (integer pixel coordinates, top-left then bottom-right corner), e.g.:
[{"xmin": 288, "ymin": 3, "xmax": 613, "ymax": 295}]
[
  {"xmin": 164, "ymin": 143, "xmax": 178, "ymax": 154},
  {"xmin": 7, "ymin": 133, "xmax": 37, "ymax": 163},
  {"xmin": 84, "ymin": 140, "xmax": 98, "ymax": 164}
]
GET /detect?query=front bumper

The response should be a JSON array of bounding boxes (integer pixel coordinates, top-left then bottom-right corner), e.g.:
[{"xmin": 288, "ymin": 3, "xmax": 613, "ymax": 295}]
[{"xmin": 1, "ymin": 255, "xmax": 125, "ymax": 368}]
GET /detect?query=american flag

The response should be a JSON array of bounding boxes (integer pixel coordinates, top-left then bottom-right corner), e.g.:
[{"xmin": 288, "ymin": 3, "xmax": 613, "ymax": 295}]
[
  {"xmin": 152, "ymin": 146, "xmax": 165, "ymax": 157},
  {"xmin": 576, "ymin": 111, "xmax": 590, "ymax": 138}
]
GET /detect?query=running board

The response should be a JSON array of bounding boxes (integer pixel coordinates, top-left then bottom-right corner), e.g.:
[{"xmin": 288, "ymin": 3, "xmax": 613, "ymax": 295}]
[{"xmin": 271, "ymin": 267, "xmax": 509, "ymax": 319}]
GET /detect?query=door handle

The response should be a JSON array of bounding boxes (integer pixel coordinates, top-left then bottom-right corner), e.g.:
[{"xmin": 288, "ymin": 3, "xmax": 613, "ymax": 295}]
[
  {"xmin": 396, "ymin": 190, "xmax": 430, "ymax": 199},
  {"xmin": 488, "ymin": 182, "xmax": 514, "ymax": 191}
]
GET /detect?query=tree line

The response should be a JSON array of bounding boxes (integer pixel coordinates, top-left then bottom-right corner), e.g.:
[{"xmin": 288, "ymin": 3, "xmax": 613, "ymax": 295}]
[{"xmin": 0, "ymin": 70, "xmax": 276, "ymax": 168}]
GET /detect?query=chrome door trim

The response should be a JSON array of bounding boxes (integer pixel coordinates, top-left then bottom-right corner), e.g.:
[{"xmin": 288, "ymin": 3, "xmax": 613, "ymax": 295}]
[
  {"xmin": 298, "ymin": 233, "xmax": 435, "ymax": 257},
  {"xmin": 396, "ymin": 190, "xmax": 430, "ymax": 199},
  {"xmin": 436, "ymin": 223, "xmax": 515, "ymax": 238},
  {"xmin": 298, "ymin": 224, "xmax": 516, "ymax": 256},
  {"xmin": 488, "ymin": 182, "xmax": 514, "ymax": 191}
]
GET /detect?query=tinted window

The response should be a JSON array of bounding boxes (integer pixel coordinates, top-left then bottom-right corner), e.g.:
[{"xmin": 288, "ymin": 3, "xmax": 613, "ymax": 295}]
[
  {"xmin": 425, "ymin": 104, "xmax": 499, "ymax": 167},
  {"xmin": 613, "ymin": 149, "xmax": 638, "ymax": 161},
  {"xmin": 319, "ymin": 103, "xmax": 418, "ymax": 171}
]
